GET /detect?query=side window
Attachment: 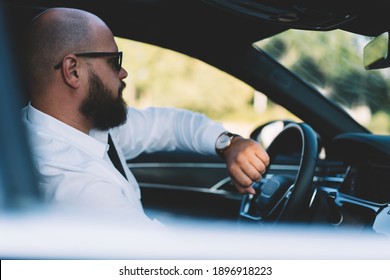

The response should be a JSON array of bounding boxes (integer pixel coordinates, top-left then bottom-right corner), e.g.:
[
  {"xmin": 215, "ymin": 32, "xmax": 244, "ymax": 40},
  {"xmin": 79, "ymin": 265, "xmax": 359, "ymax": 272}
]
[{"xmin": 115, "ymin": 37, "xmax": 298, "ymax": 137}]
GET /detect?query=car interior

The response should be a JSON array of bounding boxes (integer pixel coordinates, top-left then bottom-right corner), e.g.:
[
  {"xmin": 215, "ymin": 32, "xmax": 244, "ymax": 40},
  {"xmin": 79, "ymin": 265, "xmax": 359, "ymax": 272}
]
[{"xmin": 1, "ymin": 0, "xmax": 390, "ymax": 250}]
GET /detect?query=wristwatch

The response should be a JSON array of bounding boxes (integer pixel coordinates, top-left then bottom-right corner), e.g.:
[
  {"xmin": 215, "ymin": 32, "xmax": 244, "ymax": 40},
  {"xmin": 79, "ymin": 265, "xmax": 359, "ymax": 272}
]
[{"xmin": 215, "ymin": 132, "xmax": 239, "ymax": 156}]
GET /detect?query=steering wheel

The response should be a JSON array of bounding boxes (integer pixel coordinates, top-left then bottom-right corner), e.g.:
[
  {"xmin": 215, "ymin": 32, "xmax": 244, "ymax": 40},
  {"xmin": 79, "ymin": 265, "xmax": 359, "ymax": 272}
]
[{"xmin": 240, "ymin": 122, "xmax": 318, "ymax": 223}]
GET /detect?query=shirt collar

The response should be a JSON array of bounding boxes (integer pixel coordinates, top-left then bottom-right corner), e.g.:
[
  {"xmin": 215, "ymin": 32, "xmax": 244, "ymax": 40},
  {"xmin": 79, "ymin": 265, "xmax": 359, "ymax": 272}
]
[{"xmin": 26, "ymin": 104, "xmax": 108, "ymax": 159}]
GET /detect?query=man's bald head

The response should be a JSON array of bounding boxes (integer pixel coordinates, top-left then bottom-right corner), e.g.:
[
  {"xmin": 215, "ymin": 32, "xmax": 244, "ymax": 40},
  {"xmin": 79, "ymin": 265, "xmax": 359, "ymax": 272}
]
[{"xmin": 24, "ymin": 8, "xmax": 109, "ymax": 91}]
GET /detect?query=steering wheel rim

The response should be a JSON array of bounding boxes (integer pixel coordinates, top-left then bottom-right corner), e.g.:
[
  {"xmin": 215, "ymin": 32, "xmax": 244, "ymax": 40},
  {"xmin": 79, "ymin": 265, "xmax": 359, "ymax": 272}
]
[{"xmin": 240, "ymin": 122, "xmax": 318, "ymax": 223}]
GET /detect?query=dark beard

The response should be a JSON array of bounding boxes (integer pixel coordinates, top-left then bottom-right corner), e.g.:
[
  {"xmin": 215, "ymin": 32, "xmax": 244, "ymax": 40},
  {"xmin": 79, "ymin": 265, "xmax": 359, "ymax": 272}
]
[{"xmin": 80, "ymin": 71, "xmax": 128, "ymax": 131}]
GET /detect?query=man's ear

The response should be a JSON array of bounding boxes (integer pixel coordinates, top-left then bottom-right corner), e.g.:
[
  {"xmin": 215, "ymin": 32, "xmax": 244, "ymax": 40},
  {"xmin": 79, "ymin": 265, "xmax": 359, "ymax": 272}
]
[{"xmin": 61, "ymin": 55, "xmax": 81, "ymax": 89}]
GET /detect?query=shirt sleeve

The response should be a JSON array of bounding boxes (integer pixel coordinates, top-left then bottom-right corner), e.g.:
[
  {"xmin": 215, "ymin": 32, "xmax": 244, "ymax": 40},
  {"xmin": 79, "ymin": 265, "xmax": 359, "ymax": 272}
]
[{"xmin": 110, "ymin": 107, "xmax": 226, "ymax": 160}]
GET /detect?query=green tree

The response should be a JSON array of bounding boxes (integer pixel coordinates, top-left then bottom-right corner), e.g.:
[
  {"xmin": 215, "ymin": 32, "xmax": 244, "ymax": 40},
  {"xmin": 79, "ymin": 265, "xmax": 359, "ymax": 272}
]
[{"xmin": 259, "ymin": 30, "xmax": 390, "ymax": 132}]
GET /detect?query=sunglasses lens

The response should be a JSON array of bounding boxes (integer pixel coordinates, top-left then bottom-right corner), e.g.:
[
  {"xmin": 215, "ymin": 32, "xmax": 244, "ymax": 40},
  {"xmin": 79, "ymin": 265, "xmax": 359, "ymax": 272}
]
[{"xmin": 117, "ymin": 53, "xmax": 122, "ymax": 71}]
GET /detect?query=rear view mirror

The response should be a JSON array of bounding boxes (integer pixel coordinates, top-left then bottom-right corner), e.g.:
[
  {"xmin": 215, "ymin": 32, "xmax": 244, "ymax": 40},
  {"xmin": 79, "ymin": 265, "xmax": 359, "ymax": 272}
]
[{"xmin": 364, "ymin": 32, "xmax": 390, "ymax": 70}]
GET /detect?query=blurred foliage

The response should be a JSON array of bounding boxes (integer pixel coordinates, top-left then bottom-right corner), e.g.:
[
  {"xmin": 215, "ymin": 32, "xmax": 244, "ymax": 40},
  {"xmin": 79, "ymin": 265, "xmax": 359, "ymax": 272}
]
[
  {"xmin": 116, "ymin": 28, "xmax": 390, "ymax": 134},
  {"xmin": 115, "ymin": 37, "xmax": 297, "ymax": 135},
  {"xmin": 258, "ymin": 30, "xmax": 390, "ymax": 134},
  {"xmin": 116, "ymin": 38, "xmax": 253, "ymax": 118}
]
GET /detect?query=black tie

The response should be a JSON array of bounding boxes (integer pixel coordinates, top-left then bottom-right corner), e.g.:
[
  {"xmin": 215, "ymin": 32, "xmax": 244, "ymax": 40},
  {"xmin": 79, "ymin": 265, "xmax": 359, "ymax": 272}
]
[{"xmin": 107, "ymin": 134, "xmax": 127, "ymax": 180}]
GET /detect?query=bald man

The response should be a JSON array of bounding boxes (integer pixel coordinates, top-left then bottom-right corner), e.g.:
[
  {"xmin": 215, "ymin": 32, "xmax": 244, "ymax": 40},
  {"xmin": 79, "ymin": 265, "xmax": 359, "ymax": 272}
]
[{"xmin": 21, "ymin": 8, "xmax": 269, "ymax": 225}]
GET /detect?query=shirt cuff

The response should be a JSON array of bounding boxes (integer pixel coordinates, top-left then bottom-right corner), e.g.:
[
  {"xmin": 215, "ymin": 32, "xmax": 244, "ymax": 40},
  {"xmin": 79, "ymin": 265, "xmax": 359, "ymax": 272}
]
[{"xmin": 200, "ymin": 122, "xmax": 227, "ymax": 155}]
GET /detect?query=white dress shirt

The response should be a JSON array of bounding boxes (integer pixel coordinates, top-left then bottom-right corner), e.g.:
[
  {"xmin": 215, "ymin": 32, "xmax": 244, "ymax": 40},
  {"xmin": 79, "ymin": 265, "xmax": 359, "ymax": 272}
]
[{"xmin": 21, "ymin": 104, "xmax": 226, "ymax": 225}]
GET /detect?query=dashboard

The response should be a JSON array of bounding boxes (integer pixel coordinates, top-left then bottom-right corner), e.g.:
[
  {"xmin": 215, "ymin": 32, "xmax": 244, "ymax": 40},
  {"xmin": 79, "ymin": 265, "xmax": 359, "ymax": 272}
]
[
  {"xmin": 332, "ymin": 133, "xmax": 390, "ymax": 205},
  {"xmin": 127, "ymin": 130, "xmax": 390, "ymax": 236},
  {"xmin": 322, "ymin": 133, "xmax": 390, "ymax": 233}
]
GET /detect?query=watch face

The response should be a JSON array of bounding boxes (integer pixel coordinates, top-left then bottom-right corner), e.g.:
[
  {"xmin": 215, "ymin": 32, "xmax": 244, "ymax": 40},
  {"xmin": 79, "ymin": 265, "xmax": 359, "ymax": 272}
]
[{"xmin": 216, "ymin": 134, "xmax": 231, "ymax": 150}]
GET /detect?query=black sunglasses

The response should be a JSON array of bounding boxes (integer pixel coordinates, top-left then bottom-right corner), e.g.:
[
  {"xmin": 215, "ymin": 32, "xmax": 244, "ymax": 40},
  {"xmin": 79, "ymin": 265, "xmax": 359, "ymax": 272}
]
[{"xmin": 54, "ymin": 51, "xmax": 123, "ymax": 71}]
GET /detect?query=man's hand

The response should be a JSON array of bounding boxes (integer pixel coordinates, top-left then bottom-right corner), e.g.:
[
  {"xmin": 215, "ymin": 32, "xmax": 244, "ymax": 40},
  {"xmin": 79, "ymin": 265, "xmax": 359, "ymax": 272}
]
[{"xmin": 223, "ymin": 136, "xmax": 270, "ymax": 195}]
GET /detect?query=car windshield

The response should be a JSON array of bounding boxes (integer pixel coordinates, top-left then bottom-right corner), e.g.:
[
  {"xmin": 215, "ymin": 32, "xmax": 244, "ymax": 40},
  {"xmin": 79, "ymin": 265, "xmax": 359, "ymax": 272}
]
[{"xmin": 255, "ymin": 29, "xmax": 390, "ymax": 135}]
